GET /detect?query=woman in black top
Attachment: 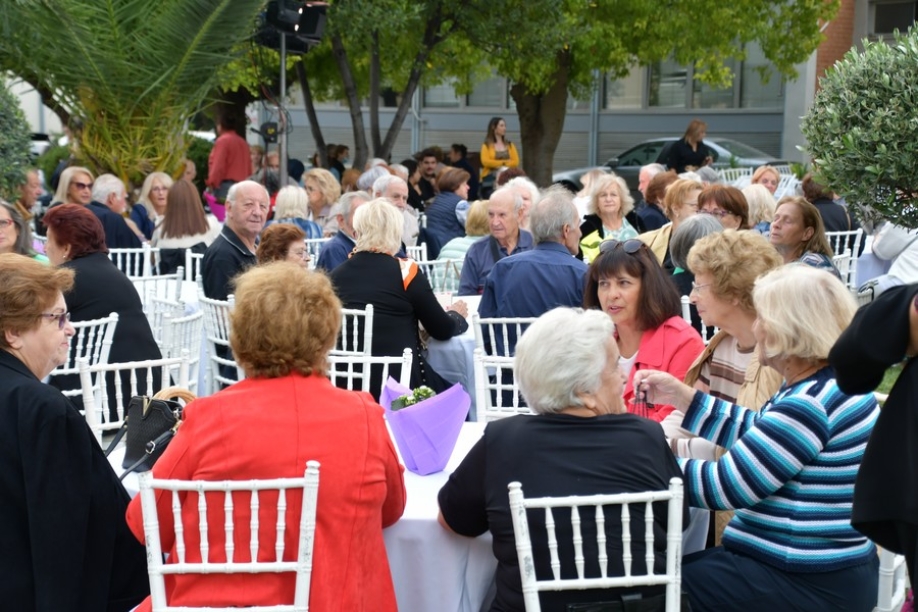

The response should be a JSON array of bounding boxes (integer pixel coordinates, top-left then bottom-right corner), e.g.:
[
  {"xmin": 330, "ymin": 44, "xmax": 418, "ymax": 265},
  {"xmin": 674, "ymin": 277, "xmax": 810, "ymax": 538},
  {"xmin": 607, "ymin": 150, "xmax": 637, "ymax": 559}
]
[{"xmin": 666, "ymin": 118, "xmax": 713, "ymax": 173}]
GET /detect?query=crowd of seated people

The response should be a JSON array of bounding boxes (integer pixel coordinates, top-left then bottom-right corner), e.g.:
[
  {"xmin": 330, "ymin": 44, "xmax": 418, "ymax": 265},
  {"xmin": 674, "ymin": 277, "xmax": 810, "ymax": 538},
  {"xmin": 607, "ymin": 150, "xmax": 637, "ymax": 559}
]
[{"xmin": 3, "ymin": 149, "xmax": 901, "ymax": 612}]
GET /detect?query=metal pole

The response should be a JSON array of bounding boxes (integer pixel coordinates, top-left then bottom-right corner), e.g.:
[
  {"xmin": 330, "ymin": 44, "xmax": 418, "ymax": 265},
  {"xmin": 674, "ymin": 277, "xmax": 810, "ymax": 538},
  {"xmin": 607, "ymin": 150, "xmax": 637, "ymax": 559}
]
[
  {"xmin": 589, "ymin": 69, "xmax": 601, "ymax": 166},
  {"xmin": 279, "ymin": 33, "xmax": 288, "ymax": 186},
  {"xmin": 410, "ymin": 87, "xmax": 421, "ymax": 154}
]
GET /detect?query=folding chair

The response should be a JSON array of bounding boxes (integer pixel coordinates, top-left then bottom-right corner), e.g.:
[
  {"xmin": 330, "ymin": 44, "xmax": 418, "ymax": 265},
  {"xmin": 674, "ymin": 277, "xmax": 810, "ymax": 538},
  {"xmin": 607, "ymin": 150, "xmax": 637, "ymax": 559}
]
[
  {"xmin": 874, "ymin": 548, "xmax": 908, "ymax": 612},
  {"xmin": 407, "ymin": 244, "xmax": 428, "ymax": 261},
  {"xmin": 718, "ymin": 168, "xmax": 752, "ymax": 185},
  {"xmin": 199, "ymin": 292, "xmax": 244, "ymax": 393},
  {"xmin": 473, "ymin": 348, "xmax": 531, "ymax": 421},
  {"xmin": 304, "ymin": 238, "xmax": 330, "ymax": 270},
  {"xmin": 508, "ymin": 477, "xmax": 685, "ymax": 612},
  {"xmin": 185, "ymin": 250, "xmax": 205, "ymax": 282},
  {"xmin": 326, "ymin": 348, "xmax": 413, "ymax": 398},
  {"xmin": 138, "ymin": 460, "xmax": 320, "ymax": 612},
  {"xmin": 472, "ymin": 313, "xmax": 537, "ymax": 357},
  {"xmin": 133, "ymin": 268, "xmax": 184, "ymax": 313},
  {"xmin": 832, "ymin": 249, "xmax": 856, "ymax": 290},
  {"xmin": 110, "ymin": 243, "xmax": 159, "ymax": 277},
  {"xmin": 417, "ymin": 258, "xmax": 462, "ymax": 293},
  {"xmin": 332, "ymin": 304, "xmax": 374, "ymax": 356},
  {"xmin": 146, "ymin": 296, "xmax": 185, "ymax": 347},
  {"xmin": 78, "ymin": 351, "xmax": 190, "ymax": 444},
  {"xmin": 680, "ymin": 296, "xmax": 718, "ymax": 345},
  {"xmin": 47, "ymin": 312, "xmax": 119, "ymax": 399},
  {"xmin": 161, "ymin": 309, "xmax": 205, "ymax": 395}
]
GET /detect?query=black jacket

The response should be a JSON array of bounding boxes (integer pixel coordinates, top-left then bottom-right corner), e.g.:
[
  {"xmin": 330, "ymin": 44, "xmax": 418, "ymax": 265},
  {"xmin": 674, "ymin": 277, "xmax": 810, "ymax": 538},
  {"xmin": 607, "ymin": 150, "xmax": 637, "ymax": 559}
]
[{"xmin": 0, "ymin": 350, "xmax": 149, "ymax": 611}]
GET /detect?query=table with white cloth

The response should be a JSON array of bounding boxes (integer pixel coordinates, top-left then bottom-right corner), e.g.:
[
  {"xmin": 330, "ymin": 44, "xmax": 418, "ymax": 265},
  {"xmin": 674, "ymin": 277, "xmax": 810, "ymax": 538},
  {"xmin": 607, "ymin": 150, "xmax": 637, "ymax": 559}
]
[
  {"xmin": 108, "ymin": 421, "xmax": 497, "ymax": 612},
  {"xmin": 427, "ymin": 296, "xmax": 481, "ymax": 421}
]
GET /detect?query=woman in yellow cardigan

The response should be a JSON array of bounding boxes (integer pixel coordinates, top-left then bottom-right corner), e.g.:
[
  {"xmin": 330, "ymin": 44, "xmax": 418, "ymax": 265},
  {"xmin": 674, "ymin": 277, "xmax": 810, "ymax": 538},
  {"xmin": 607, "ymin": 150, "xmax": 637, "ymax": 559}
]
[
  {"xmin": 637, "ymin": 177, "xmax": 702, "ymax": 273},
  {"xmin": 479, "ymin": 117, "xmax": 519, "ymax": 197}
]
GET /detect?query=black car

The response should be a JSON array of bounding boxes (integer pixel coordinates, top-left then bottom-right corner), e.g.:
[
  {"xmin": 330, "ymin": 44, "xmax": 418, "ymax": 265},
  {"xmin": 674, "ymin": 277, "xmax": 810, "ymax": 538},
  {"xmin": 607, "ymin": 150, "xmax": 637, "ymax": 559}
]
[{"xmin": 553, "ymin": 137, "xmax": 785, "ymax": 197}]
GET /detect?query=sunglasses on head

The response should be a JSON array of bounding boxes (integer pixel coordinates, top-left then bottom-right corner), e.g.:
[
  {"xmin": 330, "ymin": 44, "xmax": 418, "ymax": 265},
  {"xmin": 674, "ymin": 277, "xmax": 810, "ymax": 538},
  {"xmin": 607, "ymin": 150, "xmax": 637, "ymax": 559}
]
[{"xmin": 599, "ymin": 239, "xmax": 644, "ymax": 255}]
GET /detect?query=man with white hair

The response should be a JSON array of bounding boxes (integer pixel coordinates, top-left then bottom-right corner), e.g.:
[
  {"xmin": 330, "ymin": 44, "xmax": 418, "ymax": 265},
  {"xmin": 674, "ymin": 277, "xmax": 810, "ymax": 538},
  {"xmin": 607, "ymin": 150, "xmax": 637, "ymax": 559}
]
[
  {"xmin": 638, "ymin": 163, "xmax": 666, "ymax": 198},
  {"xmin": 457, "ymin": 187, "xmax": 534, "ymax": 295},
  {"xmin": 479, "ymin": 186, "xmax": 587, "ymax": 328},
  {"xmin": 373, "ymin": 174, "xmax": 419, "ymax": 247},
  {"xmin": 89, "ymin": 174, "xmax": 144, "ymax": 248},
  {"xmin": 316, "ymin": 191, "xmax": 371, "ymax": 272},
  {"xmin": 202, "ymin": 180, "xmax": 269, "ymax": 300}
]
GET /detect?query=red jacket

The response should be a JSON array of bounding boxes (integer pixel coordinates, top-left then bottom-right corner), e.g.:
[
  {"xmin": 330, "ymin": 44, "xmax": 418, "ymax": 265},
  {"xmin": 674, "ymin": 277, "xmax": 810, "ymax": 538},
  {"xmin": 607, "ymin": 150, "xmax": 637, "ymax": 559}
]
[
  {"xmin": 622, "ymin": 316, "xmax": 705, "ymax": 422},
  {"xmin": 126, "ymin": 374, "xmax": 406, "ymax": 611},
  {"xmin": 206, "ymin": 130, "xmax": 251, "ymax": 188}
]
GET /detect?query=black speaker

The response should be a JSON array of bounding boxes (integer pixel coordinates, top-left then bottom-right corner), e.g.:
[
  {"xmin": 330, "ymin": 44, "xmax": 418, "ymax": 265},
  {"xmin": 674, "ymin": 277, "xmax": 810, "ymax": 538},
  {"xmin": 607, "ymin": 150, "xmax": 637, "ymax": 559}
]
[{"xmin": 295, "ymin": 2, "xmax": 327, "ymax": 42}]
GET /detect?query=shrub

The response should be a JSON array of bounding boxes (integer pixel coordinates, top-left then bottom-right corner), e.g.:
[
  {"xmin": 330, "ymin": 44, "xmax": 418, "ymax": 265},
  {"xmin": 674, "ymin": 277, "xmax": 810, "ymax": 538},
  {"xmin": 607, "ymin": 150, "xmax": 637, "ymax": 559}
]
[
  {"xmin": 801, "ymin": 28, "xmax": 918, "ymax": 228},
  {"xmin": 0, "ymin": 83, "xmax": 33, "ymax": 201},
  {"xmin": 185, "ymin": 136, "xmax": 213, "ymax": 196}
]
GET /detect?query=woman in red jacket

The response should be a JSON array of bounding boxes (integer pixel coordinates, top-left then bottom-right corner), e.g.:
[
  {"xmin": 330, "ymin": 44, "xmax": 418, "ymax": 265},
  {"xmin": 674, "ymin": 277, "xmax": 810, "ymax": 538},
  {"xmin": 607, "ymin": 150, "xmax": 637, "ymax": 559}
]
[
  {"xmin": 584, "ymin": 239, "xmax": 704, "ymax": 422},
  {"xmin": 126, "ymin": 262, "xmax": 406, "ymax": 611}
]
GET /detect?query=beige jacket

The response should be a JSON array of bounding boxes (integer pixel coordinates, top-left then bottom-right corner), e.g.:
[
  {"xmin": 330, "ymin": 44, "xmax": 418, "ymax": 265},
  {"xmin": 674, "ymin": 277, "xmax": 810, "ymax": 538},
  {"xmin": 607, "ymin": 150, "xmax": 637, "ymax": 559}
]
[{"xmin": 638, "ymin": 222, "xmax": 673, "ymax": 266}]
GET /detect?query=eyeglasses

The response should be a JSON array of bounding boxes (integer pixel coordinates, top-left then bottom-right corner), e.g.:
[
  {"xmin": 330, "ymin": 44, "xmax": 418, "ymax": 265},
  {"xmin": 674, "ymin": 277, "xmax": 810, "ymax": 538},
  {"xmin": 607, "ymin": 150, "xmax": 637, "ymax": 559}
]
[
  {"xmin": 289, "ymin": 249, "xmax": 310, "ymax": 260},
  {"xmin": 0, "ymin": 219, "xmax": 14, "ymax": 229},
  {"xmin": 38, "ymin": 311, "xmax": 71, "ymax": 329},
  {"xmin": 702, "ymin": 208, "xmax": 730, "ymax": 219},
  {"xmin": 72, "ymin": 181, "xmax": 93, "ymax": 191},
  {"xmin": 599, "ymin": 239, "xmax": 644, "ymax": 255},
  {"xmin": 690, "ymin": 282, "xmax": 712, "ymax": 295}
]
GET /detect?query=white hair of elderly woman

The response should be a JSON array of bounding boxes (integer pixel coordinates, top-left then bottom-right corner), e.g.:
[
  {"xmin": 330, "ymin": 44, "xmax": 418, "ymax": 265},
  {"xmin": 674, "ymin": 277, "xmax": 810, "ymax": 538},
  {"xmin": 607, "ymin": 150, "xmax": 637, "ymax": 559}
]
[
  {"xmin": 352, "ymin": 198, "xmax": 403, "ymax": 255},
  {"xmin": 514, "ymin": 308, "xmax": 617, "ymax": 415}
]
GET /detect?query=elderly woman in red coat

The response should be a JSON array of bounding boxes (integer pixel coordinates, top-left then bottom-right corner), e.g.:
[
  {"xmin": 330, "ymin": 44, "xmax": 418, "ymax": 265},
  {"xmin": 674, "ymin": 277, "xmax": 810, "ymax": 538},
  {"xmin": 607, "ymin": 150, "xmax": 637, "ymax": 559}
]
[{"xmin": 126, "ymin": 262, "xmax": 406, "ymax": 611}]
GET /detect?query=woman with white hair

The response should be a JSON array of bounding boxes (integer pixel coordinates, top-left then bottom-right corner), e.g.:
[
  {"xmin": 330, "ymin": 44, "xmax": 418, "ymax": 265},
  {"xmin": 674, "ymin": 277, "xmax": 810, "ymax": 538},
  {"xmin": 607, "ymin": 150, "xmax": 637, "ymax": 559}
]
[
  {"xmin": 743, "ymin": 183, "xmax": 776, "ymax": 237},
  {"xmin": 264, "ymin": 185, "xmax": 323, "ymax": 239},
  {"xmin": 578, "ymin": 173, "xmax": 639, "ymax": 263},
  {"xmin": 505, "ymin": 175, "xmax": 539, "ymax": 232},
  {"xmin": 131, "ymin": 171, "xmax": 174, "ymax": 240},
  {"xmin": 438, "ymin": 307, "xmax": 687, "ymax": 612},
  {"xmin": 329, "ymin": 199, "xmax": 469, "ymax": 399},
  {"xmin": 634, "ymin": 264, "xmax": 880, "ymax": 611}
]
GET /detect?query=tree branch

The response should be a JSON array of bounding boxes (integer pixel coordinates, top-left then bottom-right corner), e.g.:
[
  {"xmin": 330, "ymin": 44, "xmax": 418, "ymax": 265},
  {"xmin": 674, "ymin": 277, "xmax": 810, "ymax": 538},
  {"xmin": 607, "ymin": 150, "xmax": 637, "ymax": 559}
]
[{"xmin": 330, "ymin": 33, "xmax": 369, "ymax": 170}]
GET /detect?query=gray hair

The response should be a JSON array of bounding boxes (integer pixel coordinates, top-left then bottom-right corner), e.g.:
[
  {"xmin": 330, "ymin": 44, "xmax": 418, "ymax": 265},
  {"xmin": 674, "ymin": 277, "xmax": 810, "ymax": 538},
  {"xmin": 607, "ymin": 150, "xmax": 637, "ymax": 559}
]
[
  {"xmin": 372, "ymin": 173, "xmax": 406, "ymax": 197},
  {"xmin": 91, "ymin": 174, "xmax": 125, "ymax": 206},
  {"xmin": 641, "ymin": 162, "xmax": 666, "ymax": 175},
  {"xmin": 678, "ymin": 171, "xmax": 703, "ymax": 182},
  {"xmin": 743, "ymin": 183, "xmax": 776, "ymax": 226},
  {"xmin": 336, "ymin": 190, "xmax": 371, "ymax": 220},
  {"xmin": 352, "ymin": 198, "xmax": 403, "ymax": 254},
  {"xmin": 358, "ymin": 166, "xmax": 390, "ymax": 192},
  {"xmin": 273, "ymin": 185, "xmax": 309, "ymax": 220},
  {"xmin": 670, "ymin": 214, "xmax": 723, "ymax": 271},
  {"xmin": 491, "ymin": 186, "xmax": 524, "ymax": 213},
  {"xmin": 389, "ymin": 164, "xmax": 409, "ymax": 181},
  {"xmin": 0, "ymin": 200, "xmax": 34, "ymax": 256},
  {"xmin": 530, "ymin": 186, "xmax": 578, "ymax": 245},
  {"xmin": 515, "ymin": 308, "xmax": 616, "ymax": 414},
  {"xmin": 227, "ymin": 180, "xmax": 269, "ymax": 206},
  {"xmin": 507, "ymin": 176, "xmax": 541, "ymax": 206},
  {"xmin": 695, "ymin": 166, "xmax": 721, "ymax": 185}
]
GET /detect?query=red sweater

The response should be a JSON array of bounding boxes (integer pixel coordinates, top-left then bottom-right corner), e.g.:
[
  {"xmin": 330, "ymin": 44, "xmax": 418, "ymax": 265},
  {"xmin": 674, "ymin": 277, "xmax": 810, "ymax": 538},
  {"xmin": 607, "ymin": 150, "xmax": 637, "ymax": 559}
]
[
  {"xmin": 126, "ymin": 374, "xmax": 405, "ymax": 611},
  {"xmin": 206, "ymin": 130, "xmax": 252, "ymax": 188}
]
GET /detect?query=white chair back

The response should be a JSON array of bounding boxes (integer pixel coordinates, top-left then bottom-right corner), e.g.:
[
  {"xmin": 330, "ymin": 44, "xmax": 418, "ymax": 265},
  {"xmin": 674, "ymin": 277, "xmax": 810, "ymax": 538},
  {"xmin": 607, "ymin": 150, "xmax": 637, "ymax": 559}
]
[
  {"xmin": 679, "ymin": 296, "xmax": 717, "ymax": 345},
  {"xmin": 138, "ymin": 460, "xmax": 320, "ymax": 612},
  {"xmin": 198, "ymin": 291, "xmax": 244, "ymax": 393},
  {"xmin": 161, "ymin": 309, "xmax": 205, "ymax": 395},
  {"xmin": 407, "ymin": 243, "xmax": 428, "ymax": 261},
  {"xmin": 48, "ymin": 312, "xmax": 119, "ymax": 398},
  {"xmin": 472, "ymin": 313, "xmax": 537, "ymax": 358},
  {"xmin": 508, "ymin": 477, "xmax": 685, "ymax": 612},
  {"xmin": 417, "ymin": 258, "xmax": 462, "ymax": 293},
  {"xmin": 326, "ymin": 348, "xmax": 412, "ymax": 394},
  {"xmin": 332, "ymin": 305, "xmax": 374, "ymax": 356},
  {"xmin": 832, "ymin": 249, "xmax": 855, "ymax": 290},
  {"xmin": 77, "ymin": 351, "xmax": 190, "ymax": 443},
  {"xmin": 875, "ymin": 548, "xmax": 908, "ymax": 612},
  {"xmin": 109, "ymin": 243, "xmax": 158, "ymax": 278},
  {"xmin": 770, "ymin": 164, "xmax": 793, "ymax": 175},
  {"xmin": 147, "ymin": 296, "xmax": 185, "ymax": 347},
  {"xmin": 133, "ymin": 269, "xmax": 184, "ymax": 312},
  {"xmin": 473, "ymin": 348, "xmax": 531, "ymax": 421},
  {"xmin": 185, "ymin": 250, "xmax": 205, "ymax": 282},
  {"xmin": 718, "ymin": 167, "xmax": 752, "ymax": 185},
  {"xmin": 773, "ymin": 174, "xmax": 800, "ymax": 199},
  {"xmin": 826, "ymin": 229, "xmax": 865, "ymax": 286},
  {"xmin": 304, "ymin": 238, "xmax": 330, "ymax": 270}
]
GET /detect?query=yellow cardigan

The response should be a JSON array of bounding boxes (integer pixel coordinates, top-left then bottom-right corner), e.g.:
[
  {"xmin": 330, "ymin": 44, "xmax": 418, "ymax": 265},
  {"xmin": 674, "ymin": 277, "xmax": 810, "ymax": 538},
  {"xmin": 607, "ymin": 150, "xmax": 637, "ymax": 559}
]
[
  {"xmin": 637, "ymin": 222, "xmax": 673, "ymax": 266},
  {"xmin": 479, "ymin": 142, "xmax": 520, "ymax": 180}
]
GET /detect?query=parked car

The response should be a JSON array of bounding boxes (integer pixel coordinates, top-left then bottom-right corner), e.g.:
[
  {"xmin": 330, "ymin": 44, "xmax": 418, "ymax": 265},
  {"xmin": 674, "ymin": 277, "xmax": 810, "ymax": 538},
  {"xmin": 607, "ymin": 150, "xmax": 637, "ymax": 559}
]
[{"xmin": 553, "ymin": 137, "xmax": 787, "ymax": 197}]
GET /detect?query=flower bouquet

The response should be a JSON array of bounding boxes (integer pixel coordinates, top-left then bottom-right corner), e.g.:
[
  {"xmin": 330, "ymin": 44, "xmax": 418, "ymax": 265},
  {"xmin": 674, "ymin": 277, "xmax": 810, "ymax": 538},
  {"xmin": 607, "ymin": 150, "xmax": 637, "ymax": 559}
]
[{"xmin": 380, "ymin": 378, "xmax": 470, "ymax": 476}]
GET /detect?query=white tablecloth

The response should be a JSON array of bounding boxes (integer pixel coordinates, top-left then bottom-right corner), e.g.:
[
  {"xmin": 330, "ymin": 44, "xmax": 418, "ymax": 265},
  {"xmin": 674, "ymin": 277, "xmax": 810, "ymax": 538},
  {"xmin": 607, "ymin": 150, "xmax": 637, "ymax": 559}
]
[
  {"xmin": 427, "ymin": 296, "xmax": 481, "ymax": 421},
  {"xmin": 109, "ymin": 422, "xmax": 496, "ymax": 612}
]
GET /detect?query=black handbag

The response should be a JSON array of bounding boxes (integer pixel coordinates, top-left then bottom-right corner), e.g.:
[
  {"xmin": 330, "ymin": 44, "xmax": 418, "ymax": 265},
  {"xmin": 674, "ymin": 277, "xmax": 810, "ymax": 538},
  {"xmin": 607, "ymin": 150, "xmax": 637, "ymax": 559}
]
[{"xmin": 105, "ymin": 387, "xmax": 195, "ymax": 480}]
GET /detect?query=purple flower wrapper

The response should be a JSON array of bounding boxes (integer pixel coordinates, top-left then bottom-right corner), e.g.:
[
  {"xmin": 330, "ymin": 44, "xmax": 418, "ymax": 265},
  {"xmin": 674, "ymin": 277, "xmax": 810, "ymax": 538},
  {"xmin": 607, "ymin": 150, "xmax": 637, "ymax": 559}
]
[{"xmin": 381, "ymin": 378, "xmax": 471, "ymax": 475}]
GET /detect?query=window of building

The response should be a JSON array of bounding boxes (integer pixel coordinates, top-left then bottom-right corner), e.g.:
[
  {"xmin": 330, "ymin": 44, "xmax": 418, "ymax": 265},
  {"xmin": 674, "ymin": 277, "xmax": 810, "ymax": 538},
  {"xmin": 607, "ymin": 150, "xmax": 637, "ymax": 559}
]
[
  {"xmin": 739, "ymin": 44, "xmax": 784, "ymax": 108},
  {"xmin": 423, "ymin": 83, "xmax": 460, "ymax": 108},
  {"xmin": 871, "ymin": 0, "xmax": 916, "ymax": 34},
  {"xmin": 467, "ymin": 75, "xmax": 504, "ymax": 107},
  {"xmin": 605, "ymin": 69, "xmax": 644, "ymax": 108},
  {"xmin": 649, "ymin": 59, "xmax": 689, "ymax": 108},
  {"xmin": 692, "ymin": 58, "xmax": 737, "ymax": 109}
]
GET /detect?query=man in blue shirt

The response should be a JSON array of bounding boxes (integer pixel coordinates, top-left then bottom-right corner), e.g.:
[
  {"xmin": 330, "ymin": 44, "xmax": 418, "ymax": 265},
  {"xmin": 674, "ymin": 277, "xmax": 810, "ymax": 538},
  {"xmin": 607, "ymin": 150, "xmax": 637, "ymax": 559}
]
[
  {"xmin": 316, "ymin": 191, "xmax": 370, "ymax": 272},
  {"xmin": 457, "ymin": 187, "xmax": 533, "ymax": 295},
  {"xmin": 479, "ymin": 187, "xmax": 588, "ymax": 351}
]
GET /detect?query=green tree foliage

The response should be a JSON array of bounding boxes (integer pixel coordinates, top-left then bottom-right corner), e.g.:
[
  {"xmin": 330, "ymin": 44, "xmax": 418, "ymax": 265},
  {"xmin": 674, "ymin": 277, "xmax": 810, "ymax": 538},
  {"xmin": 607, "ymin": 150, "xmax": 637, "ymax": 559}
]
[
  {"xmin": 802, "ymin": 28, "xmax": 918, "ymax": 228},
  {"xmin": 0, "ymin": 0, "xmax": 266, "ymax": 190},
  {"xmin": 0, "ymin": 82, "xmax": 32, "ymax": 201}
]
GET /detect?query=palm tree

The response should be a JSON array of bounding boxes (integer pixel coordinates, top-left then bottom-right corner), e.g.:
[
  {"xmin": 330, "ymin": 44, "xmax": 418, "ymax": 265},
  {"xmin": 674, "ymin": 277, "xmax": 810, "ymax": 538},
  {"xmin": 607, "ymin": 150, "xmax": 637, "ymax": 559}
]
[{"xmin": 0, "ymin": 0, "xmax": 266, "ymax": 188}]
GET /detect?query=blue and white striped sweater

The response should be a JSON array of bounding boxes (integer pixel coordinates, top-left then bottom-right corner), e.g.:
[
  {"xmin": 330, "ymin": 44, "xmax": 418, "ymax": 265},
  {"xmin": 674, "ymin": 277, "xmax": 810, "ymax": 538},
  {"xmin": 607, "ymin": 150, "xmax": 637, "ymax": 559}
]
[{"xmin": 679, "ymin": 368, "xmax": 879, "ymax": 572}]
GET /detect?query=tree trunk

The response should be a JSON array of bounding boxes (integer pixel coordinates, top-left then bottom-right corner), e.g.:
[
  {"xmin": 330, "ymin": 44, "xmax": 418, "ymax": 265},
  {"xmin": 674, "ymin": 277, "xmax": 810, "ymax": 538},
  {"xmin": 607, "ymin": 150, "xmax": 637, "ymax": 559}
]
[
  {"xmin": 369, "ymin": 30, "xmax": 382, "ymax": 154},
  {"xmin": 19, "ymin": 73, "xmax": 71, "ymax": 129},
  {"xmin": 510, "ymin": 52, "xmax": 572, "ymax": 187},
  {"xmin": 296, "ymin": 61, "xmax": 327, "ymax": 167},
  {"xmin": 377, "ymin": 8, "xmax": 447, "ymax": 161},
  {"xmin": 331, "ymin": 33, "xmax": 369, "ymax": 171}
]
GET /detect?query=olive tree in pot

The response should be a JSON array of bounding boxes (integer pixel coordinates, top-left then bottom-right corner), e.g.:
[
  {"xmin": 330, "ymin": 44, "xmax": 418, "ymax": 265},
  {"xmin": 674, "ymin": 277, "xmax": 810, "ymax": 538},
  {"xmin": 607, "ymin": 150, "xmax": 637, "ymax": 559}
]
[
  {"xmin": 0, "ymin": 82, "xmax": 33, "ymax": 202},
  {"xmin": 801, "ymin": 27, "xmax": 918, "ymax": 229}
]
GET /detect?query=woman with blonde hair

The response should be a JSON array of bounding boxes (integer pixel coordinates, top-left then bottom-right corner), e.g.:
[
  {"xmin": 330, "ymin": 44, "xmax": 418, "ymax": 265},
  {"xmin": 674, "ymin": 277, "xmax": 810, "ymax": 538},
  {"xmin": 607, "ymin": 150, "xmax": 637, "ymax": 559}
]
[
  {"xmin": 573, "ymin": 168, "xmax": 609, "ymax": 220},
  {"xmin": 125, "ymin": 262, "xmax": 406, "ymax": 611},
  {"xmin": 665, "ymin": 119, "xmax": 713, "ymax": 173},
  {"xmin": 131, "ymin": 171, "xmax": 174, "ymax": 239},
  {"xmin": 330, "ymin": 199, "xmax": 469, "ymax": 399},
  {"xmin": 638, "ymin": 177, "xmax": 703, "ymax": 273},
  {"xmin": 743, "ymin": 183, "xmax": 776, "ymax": 236},
  {"xmin": 751, "ymin": 164, "xmax": 780, "ymax": 195},
  {"xmin": 770, "ymin": 196, "xmax": 840, "ymax": 279},
  {"xmin": 578, "ymin": 173, "xmax": 638, "ymax": 263},
  {"xmin": 266, "ymin": 185, "xmax": 323, "ymax": 239},
  {"xmin": 51, "ymin": 166, "xmax": 95, "ymax": 207},
  {"xmin": 303, "ymin": 168, "xmax": 341, "ymax": 233},
  {"xmin": 634, "ymin": 265, "xmax": 879, "ymax": 611}
]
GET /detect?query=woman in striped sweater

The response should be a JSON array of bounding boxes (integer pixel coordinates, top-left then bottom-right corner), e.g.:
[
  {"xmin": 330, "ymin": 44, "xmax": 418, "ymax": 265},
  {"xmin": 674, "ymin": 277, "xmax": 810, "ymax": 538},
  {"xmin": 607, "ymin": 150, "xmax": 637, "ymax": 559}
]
[{"xmin": 634, "ymin": 264, "xmax": 880, "ymax": 611}]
